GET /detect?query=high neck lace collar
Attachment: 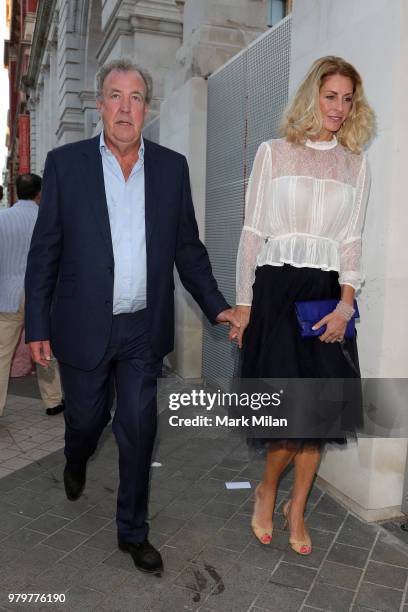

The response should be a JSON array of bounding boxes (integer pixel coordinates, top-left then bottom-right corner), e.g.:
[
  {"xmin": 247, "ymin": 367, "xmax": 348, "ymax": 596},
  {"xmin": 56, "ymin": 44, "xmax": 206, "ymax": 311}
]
[{"xmin": 305, "ymin": 135, "xmax": 338, "ymax": 150}]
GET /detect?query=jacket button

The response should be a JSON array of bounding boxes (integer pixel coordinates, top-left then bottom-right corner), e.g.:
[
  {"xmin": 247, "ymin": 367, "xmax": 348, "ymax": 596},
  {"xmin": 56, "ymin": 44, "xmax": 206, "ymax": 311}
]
[{"xmin": 108, "ymin": 266, "xmax": 113, "ymax": 273}]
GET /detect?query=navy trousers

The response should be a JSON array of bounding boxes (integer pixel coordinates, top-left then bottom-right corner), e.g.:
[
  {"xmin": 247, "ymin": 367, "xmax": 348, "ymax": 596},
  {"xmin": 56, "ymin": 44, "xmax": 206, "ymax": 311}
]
[{"xmin": 58, "ymin": 309, "xmax": 162, "ymax": 543}]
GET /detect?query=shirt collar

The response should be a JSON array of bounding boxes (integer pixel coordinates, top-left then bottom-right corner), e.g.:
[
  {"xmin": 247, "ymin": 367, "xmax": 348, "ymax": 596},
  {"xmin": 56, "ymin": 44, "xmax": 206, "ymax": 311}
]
[
  {"xmin": 99, "ymin": 130, "xmax": 145, "ymax": 160},
  {"xmin": 305, "ymin": 135, "xmax": 338, "ymax": 150}
]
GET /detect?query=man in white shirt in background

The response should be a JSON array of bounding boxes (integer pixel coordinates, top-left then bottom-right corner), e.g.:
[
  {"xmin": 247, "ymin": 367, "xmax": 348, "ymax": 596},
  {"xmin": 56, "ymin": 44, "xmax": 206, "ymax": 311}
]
[{"xmin": 0, "ymin": 173, "xmax": 64, "ymax": 417}]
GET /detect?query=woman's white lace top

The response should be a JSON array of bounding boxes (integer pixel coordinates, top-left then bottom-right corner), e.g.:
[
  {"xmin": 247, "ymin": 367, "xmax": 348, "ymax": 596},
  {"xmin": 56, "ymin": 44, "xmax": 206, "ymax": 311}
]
[{"xmin": 236, "ymin": 136, "xmax": 370, "ymax": 305}]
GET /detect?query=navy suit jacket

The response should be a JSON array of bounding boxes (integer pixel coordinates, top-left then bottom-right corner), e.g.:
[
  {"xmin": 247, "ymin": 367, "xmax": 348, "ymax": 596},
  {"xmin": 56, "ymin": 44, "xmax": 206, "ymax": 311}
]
[{"xmin": 25, "ymin": 135, "xmax": 229, "ymax": 370}]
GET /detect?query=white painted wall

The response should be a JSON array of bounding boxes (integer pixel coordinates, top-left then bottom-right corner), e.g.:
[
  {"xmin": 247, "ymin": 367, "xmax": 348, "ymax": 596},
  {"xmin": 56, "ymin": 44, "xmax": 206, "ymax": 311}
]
[
  {"xmin": 289, "ymin": 0, "xmax": 408, "ymax": 520},
  {"xmin": 182, "ymin": 0, "xmax": 267, "ymax": 40}
]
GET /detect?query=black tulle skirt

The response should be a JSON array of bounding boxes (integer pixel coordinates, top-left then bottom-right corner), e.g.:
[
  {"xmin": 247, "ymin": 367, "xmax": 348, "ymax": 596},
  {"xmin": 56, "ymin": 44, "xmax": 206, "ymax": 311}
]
[{"xmin": 240, "ymin": 264, "xmax": 362, "ymax": 451}]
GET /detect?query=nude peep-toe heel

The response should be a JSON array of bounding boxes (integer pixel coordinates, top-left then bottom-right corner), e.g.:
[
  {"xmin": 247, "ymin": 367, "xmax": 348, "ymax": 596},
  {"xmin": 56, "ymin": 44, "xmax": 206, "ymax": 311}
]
[
  {"xmin": 282, "ymin": 500, "xmax": 312, "ymax": 555},
  {"xmin": 251, "ymin": 517, "xmax": 273, "ymax": 545},
  {"xmin": 251, "ymin": 485, "xmax": 273, "ymax": 545}
]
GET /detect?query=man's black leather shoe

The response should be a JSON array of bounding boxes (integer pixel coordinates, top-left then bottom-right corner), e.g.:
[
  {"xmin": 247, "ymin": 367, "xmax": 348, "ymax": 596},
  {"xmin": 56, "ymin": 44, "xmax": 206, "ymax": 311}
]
[
  {"xmin": 63, "ymin": 463, "xmax": 86, "ymax": 501},
  {"xmin": 118, "ymin": 537, "xmax": 163, "ymax": 574},
  {"xmin": 46, "ymin": 402, "xmax": 65, "ymax": 416}
]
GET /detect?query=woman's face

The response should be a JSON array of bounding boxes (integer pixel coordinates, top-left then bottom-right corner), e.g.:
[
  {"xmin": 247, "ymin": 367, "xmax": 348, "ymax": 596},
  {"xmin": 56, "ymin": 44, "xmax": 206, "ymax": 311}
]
[{"xmin": 318, "ymin": 73, "xmax": 354, "ymax": 139}]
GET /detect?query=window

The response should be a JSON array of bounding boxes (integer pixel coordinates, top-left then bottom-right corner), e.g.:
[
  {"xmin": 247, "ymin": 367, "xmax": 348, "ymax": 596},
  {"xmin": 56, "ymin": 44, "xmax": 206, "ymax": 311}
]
[{"xmin": 267, "ymin": 0, "xmax": 292, "ymax": 27}]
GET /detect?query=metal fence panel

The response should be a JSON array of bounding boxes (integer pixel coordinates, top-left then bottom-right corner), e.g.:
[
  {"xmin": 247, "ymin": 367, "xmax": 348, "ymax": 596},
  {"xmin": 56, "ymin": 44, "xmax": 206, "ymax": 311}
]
[{"xmin": 203, "ymin": 17, "xmax": 292, "ymax": 386}]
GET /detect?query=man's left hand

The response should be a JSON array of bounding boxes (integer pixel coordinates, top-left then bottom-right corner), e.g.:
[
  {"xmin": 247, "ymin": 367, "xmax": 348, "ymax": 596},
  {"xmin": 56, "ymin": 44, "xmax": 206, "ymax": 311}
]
[{"xmin": 216, "ymin": 308, "xmax": 241, "ymax": 328}]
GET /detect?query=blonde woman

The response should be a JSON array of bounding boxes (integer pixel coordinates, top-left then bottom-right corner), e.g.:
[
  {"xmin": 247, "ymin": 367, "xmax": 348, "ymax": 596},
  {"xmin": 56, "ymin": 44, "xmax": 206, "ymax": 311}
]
[{"xmin": 229, "ymin": 57, "xmax": 375, "ymax": 554}]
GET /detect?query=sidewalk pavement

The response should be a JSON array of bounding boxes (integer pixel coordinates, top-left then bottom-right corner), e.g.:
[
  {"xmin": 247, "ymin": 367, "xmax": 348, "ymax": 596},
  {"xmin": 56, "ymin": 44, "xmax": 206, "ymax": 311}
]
[{"xmin": 0, "ymin": 377, "xmax": 407, "ymax": 612}]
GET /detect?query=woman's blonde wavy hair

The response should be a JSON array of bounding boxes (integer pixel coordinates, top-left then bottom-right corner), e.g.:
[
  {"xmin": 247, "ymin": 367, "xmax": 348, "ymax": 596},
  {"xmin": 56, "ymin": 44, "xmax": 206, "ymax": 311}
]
[{"xmin": 281, "ymin": 56, "xmax": 376, "ymax": 153}]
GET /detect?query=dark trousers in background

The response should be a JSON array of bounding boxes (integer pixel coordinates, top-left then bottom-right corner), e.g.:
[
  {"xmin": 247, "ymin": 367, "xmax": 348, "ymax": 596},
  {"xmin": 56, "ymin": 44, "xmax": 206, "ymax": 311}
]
[{"xmin": 58, "ymin": 309, "xmax": 162, "ymax": 543}]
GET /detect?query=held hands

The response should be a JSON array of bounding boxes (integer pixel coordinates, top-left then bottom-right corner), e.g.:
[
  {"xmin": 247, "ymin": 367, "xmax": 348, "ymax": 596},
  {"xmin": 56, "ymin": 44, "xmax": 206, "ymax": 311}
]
[
  {"xmin": 312, "ymin": 311, "xmax": 347, "ymax": 343},
  {"xmin": 216, "ymin": 308, "xmax": 248, "ymax": 349},
  {"xmin": 28, "ymin": 340, "xmax": 53, "ymax": 367},
  {"xmin": 216, "ymin": 308, "xmax": 241, "ymax": 328},
  {"xmin": 227, "ymin": 305, "xmax": 251, "ymax": 349}
]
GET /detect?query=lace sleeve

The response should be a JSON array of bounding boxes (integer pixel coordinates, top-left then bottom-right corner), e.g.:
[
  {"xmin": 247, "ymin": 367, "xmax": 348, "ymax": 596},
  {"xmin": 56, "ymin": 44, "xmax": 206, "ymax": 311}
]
[
  {"xmin": 339, "ymin": 155, "xmax": 371, "ymax": 291},
  {"xmin": 236, "ymin": 142, "xmax": 271, "ymax": 305}
]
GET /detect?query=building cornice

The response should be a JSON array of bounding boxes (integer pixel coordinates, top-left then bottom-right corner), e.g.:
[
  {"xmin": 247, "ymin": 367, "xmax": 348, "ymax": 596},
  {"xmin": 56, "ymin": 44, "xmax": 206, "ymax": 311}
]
[
  {"xmin": 24, "ymin": 0, "xmax": 56, "ymax": 90},
  {"xmin": 97, "ymin": 0, "xmax": 183, "ymax": 64},
  {"xmin": 56, "ymin": 118, "xmax": 84, "ymax": 141},
  {"xmin": 79, "ymin": 90, "xmax": 97, "ymax": 110}
]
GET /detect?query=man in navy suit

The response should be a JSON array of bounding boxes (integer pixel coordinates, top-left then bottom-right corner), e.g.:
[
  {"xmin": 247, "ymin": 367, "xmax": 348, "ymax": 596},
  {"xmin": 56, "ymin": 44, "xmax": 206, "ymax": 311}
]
[{"xmin": 25, "ymin": 58, "xmax": 236, "ymax": 574}]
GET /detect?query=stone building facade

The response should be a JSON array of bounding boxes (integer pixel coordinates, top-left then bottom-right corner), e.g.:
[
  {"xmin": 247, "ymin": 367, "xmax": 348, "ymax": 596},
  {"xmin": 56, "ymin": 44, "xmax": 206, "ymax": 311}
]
[
  {"xmin": 5, "ymin": 0, "xmax": 408, "ymax": 521},
  {"xmin": 4, "ymin": 0, "xmax": 38, "ymax": 203},
  {"xmin": 5, "ymin": 0, "xmax": 290, "ymax": 378},
  {"xmin": 18, "ymin": 0, "xmax": 292, "ymax": 175}
]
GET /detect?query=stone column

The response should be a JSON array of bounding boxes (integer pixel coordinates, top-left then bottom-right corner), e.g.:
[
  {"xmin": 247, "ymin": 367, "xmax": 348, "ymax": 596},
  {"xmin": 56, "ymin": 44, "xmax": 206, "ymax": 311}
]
[
  {"xmin": 98, "ymin": 0, "xmax": 184, "ymax": 117},
  {"xmin": 168, "ymin": 0, "xmax": 267, "ymax": 90},
  {"xmin": 76, "ymin": 0, "xmax": 103, "ymax": 139},
  {"xmin": 35, "ymin": 71, "xmax": 46, "ymax": 172},
  {"xmin": 159, "ymin": 77, "xmax": 208, "ymax": 378},
  {"xmin": 54, "ymin": 0, "xmax": 85, "ymax": 145},
  {"xmin": 160, "ymin": 1, "xmax": 267, "ymax": 378},
  {"xmin": 27, "ymin": 96, "xmax": 37, "ymax": 174},
  {"xmin": 80, "ymin": 92, "xmax": 99, "ymax": 139},
  {"xmin": 47, "ymin": 40, "xmax": 58, "ymax": 154}
]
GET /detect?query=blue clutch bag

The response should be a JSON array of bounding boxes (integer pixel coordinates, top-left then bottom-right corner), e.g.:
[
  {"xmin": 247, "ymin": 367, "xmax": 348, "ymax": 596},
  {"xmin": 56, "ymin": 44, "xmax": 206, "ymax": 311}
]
[{"xmin": 294, "ymin": 299, "xmax": 359, "ymax": 339}]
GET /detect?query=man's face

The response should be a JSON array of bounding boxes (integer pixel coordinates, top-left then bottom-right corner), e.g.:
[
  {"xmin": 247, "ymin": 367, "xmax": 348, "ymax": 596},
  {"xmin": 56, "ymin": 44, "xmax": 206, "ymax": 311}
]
[{"xmin": 96, "ymin": 69, "xmax": 149, "ymax": 148}]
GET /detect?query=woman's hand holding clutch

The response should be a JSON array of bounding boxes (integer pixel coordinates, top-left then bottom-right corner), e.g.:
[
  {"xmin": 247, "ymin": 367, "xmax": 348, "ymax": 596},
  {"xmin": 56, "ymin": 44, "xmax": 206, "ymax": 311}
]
[
  {"xmin": 312, "ymin": 310, "xmax": 348, "ymax": 343},
  {"xmin": 228, "ymin": 305, "xmax": 251, "ymax": 349}
]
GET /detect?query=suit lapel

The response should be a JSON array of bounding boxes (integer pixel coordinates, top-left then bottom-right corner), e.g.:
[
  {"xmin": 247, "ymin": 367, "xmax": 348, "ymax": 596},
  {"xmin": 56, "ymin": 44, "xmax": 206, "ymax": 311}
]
[
  {"xmin": 143, "ymin": 139, "xmax": 158, "ymax": 249},
  {"xmin": 81, "ymin": 135, "xmax": 114, "ymax": 260}
]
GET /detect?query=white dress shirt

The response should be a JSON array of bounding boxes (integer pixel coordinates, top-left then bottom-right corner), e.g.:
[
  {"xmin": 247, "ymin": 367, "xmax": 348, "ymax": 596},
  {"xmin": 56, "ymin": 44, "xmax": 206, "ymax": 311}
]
[
  {"xmin": 0, "ymin": 199, "xmax": 38, "ymax": 312},
  {"xmin": 99, "ymin": 131, "xmax": 147, "ymax": 314}
]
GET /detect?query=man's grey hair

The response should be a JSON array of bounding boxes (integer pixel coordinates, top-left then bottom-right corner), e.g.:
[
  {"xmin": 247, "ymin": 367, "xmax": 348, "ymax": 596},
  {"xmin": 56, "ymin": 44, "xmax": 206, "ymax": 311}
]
[{"xmin": 95, "ymin": 58, "xmax": 153, "ymax": 104}]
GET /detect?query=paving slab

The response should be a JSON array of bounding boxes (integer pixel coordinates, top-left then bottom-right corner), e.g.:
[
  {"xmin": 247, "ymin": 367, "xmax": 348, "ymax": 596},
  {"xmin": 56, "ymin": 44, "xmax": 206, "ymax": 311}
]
[{"xmin": 1, "ymin": 379, "xmax": 407, "ymax": 611}]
